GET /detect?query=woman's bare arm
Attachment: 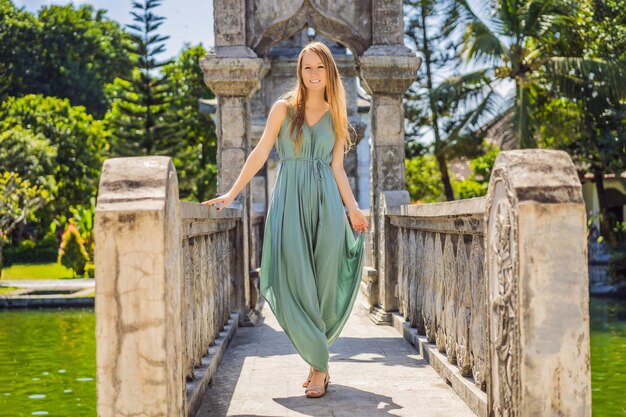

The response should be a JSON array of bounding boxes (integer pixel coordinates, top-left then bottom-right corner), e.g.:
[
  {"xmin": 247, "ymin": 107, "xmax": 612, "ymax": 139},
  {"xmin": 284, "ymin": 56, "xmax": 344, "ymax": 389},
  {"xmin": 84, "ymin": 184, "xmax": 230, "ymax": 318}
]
[{"xmin": 202, "ymin": 99, "xmax": 287, "ymax": 207}]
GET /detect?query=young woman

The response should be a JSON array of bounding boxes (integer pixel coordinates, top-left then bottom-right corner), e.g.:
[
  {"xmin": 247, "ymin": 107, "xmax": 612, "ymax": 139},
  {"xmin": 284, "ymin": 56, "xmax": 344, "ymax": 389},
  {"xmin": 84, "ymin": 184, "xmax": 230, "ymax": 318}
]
[{"xmin": 202, "ymin": 41, "xmax": 369, "ymax": 398}]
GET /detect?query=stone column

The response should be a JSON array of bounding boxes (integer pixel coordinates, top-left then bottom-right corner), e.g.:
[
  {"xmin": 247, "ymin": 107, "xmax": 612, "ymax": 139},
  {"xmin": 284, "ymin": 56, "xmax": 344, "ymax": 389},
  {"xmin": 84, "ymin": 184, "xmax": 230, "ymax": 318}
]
[
  {"xmin": 484, "ymin": 149, "xmax": 591, "ymax": 417},
  {"xmin": 95, "ymin": 156, "xmax": 185, "ymax": 417},
  {"xmin": 358, "ymin": 43, "xmax": 421, "ymax": 314},
  {"xmin": 199, "ymin": 47, "xmax": 268, "ymax": 324}
]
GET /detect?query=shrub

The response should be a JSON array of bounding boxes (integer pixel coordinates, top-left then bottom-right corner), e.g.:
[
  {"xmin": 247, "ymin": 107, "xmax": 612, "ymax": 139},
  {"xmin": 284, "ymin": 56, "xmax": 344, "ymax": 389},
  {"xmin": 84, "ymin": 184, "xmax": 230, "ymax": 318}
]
[
  {"xmin": 3, "ymin": 231, "xmax": 58, "ymax": 266},
  {"xmin": 84, "ymin": 262, "xmax": 95, "ymax": 278},
  {"xmin": 58, "ymin": 223, "xmax": 89, "ymax": 277}
]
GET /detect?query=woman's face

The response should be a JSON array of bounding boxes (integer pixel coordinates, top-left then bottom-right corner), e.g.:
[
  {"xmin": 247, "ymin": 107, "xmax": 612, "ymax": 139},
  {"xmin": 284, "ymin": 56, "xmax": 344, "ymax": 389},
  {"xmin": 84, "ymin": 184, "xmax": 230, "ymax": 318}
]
[{"xmin": 301, "ymin": 50, "xmax": 327, "ymax": 93}]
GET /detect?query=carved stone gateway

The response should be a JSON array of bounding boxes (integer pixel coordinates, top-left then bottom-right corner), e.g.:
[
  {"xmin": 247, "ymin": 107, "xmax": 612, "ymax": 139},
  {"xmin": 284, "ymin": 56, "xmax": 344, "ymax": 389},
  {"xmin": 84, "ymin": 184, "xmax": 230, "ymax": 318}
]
[{"xmin": 484, "ymin": 150, "xmax": 591, "ymax": 417}]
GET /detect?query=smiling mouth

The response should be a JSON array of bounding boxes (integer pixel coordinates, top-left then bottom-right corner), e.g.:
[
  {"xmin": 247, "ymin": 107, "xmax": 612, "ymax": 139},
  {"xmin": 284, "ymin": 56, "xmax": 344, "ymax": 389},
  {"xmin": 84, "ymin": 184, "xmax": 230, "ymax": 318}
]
[{"xmin": 310, "ymin": 80, "xmax": 320, "ymax": 83}]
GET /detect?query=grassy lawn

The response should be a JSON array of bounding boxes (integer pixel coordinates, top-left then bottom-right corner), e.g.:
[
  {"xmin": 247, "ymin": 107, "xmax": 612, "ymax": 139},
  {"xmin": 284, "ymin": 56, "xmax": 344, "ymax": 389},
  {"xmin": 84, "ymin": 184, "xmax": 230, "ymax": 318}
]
[{"xmin": 1, "ymin": 263, "xmax": 87, "ymax": 280}]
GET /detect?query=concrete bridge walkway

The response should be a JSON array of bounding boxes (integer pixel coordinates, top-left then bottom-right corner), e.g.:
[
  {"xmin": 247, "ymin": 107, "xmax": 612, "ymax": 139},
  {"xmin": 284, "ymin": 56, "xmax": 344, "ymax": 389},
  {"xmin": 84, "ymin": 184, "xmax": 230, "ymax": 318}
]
[{"xmin": 194, "ymin": 292, "xmax": 476, "ymax": 417}]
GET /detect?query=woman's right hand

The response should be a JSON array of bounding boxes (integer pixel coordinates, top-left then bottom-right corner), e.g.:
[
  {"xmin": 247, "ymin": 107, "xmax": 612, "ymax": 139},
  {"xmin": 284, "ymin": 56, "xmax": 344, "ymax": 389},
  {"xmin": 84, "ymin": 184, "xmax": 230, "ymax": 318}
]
[{"xmin": 201, "ymin": 191, "xmax": 237, "ymax": 211}]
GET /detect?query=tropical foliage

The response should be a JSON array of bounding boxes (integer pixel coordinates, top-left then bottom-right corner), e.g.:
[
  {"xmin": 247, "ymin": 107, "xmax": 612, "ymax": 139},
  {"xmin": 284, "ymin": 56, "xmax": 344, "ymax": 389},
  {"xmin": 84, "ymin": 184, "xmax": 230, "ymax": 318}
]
[
  {"xmin": 0, "ymin": 0, "xmax": 218, "ymax": 269},
  {"xmin": 0, "ymin": 0, "xmax": 132, "ymax": 117},
  {"xmin": 0, "ymin": 172, "xmax": 49, "ymax": 277}
]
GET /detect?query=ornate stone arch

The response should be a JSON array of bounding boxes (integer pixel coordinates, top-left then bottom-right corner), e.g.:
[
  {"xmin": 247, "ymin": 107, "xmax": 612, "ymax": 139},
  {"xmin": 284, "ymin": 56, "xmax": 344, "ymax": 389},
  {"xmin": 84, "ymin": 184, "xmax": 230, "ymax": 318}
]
[{"xmin": 247, "ymin": 1, "xmax": 370, "ymax": 57}]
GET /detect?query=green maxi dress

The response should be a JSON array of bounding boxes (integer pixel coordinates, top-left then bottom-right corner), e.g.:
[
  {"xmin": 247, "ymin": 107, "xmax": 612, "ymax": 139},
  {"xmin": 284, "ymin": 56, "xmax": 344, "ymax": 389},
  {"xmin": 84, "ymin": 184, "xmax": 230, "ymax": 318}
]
[{"xmin": 259, "ymin": 108, "xmax": 366, "ymax": 372}]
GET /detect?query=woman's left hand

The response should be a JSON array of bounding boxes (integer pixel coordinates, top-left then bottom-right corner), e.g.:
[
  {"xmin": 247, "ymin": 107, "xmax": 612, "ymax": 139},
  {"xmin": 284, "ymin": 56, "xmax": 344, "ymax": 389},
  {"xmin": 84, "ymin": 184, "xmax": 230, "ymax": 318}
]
[{"xmin": 348, "ymin": 208, "xmax": 369, "ymax": 233}]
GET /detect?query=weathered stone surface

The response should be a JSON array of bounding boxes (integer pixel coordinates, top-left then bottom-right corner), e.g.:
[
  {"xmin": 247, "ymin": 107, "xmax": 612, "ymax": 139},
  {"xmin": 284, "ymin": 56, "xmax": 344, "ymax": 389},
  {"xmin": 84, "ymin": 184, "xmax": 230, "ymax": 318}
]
[
  {"xmin": 443, "ymin": 233, "xmax": 458, "ymax": 363},
  {"xmin": 422, "ymin": 232, "xmax": 436, "ymax": 343},
  {"xmin": 214, "ymin": 0, "xmax": 246, "ymax": 46},
  {"xmin": 372, "ymin": 0, "xmax": 404, "ymax": 44},
  {"xmin": 358, "ymin": 45, "xmax": 421, "ymax": 95},
  {"xmin": 95, "ymin": 156, "xmax": 185, "ymax": 417},
  {"xmin": 455, "ymin": 234, "xmax": 472, "ymax": 376},
  {"xmin": 375, "ymin": 190, "xmax": 410, "ymax": 314},
  {"xmin": 484, "ymin": 149, "xmax": 591, "ymax": 417},
  {"xmin": 95, "ymin": 156, "xmax": 245, "ymax": 417},
  {"xmin": 200, "ymin": 47, "xmax": 269, "ymax": 97},
  {"xmin": 469, "ymin": 234, "xmax": 486, "ymax": 390}
]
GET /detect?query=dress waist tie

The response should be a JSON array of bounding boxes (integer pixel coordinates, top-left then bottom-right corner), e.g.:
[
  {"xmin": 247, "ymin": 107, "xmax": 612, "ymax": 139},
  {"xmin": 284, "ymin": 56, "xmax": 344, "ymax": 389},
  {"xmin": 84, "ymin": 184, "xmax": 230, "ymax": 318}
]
[{"xmin": 280, "ymin": 158, "xmax": 329, "ymax": 182}]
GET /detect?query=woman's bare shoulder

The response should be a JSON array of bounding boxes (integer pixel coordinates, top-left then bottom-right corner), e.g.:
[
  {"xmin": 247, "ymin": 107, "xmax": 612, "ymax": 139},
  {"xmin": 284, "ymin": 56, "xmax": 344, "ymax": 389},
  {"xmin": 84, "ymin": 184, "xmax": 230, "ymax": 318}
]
[
  {"xmin": 273, "ymin": 98, "xmax": 289, "ymax": 114},
  {"xmin": 268, "ymin": 99, "xmax": 290, "ymax": 125}
]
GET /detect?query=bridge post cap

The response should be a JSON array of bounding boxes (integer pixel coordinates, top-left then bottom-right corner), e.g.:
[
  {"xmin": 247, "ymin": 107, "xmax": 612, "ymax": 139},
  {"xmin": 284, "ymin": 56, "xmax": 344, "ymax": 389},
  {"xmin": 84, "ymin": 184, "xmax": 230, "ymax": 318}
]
[
  {"xmin": 200, "ymin": 46, "xmax": 270, "ymax": 97},
  {"xmin": 489, "ymin": 149, "xmax": 583, "ymax": 204},
  {"xmin": 96, "ymin": 156, "xmax": 178, "ymax": 211},
  {"xmin": 358, "ymin": 44, "xmax": 422, "ymax": 95}
]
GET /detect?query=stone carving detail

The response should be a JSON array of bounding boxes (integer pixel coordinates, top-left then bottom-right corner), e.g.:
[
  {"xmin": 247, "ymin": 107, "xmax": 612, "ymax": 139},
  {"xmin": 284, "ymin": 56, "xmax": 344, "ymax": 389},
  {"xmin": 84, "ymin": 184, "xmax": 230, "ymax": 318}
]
[
  {"xmin": 407, "ymin": 229, "xmax": 418, "ymax": 327},
  {"xmin": 380, "ymin": 150, "xmax": 591, "ymax": 416},
  {"xmin": 414, "ymin": 231, "xmax": 426, "ymax": 333},
  {"xmin": 214, "ymin": 0, "xmax": 245, "ymax": 46},
  {"xmin": 434, "ymin": 233, "xmax": 446, "ymax": 352},
  {"xmin": 469, "ymin": 234, "xmax": 486, "ymax": 389},
  {"xmin": 397, "ymin": 227, "xmax": 407, "ymax": 317},
  {"xmin": 95, "ymin": 156, "xmax": 245, "ymax": 417},
  {"xmin": 372, "ymin": 0, "xmax": 403, "ymax": 44},
  {"xmin": 180, "ymin": 225, "xmax": 239, "ymax": 384},
  {"xmin": 377, "ymin": 146, "xmax": 406, "ymax": 190},
  {"xmin": 443, "ymin": 233, "xmax": 457, "ymax": 363},
  {"xmin": 422, "ymin": 232, "xmax": 436, "ymax": 343},
  {"xmin": 455, "ymin": 234, "xmax": 471, "ymax": 376},
  {"xmin": 489, "ymin": 196, "xmax": 519, "ymax": 416}
]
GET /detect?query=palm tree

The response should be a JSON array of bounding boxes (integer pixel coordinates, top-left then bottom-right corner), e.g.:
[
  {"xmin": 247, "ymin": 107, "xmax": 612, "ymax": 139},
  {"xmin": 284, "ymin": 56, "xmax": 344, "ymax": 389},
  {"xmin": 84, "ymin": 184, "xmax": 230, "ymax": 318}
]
[
  {"xmin": 456, "ymin": 0, "xmax": 625, "ymax": 149},
  {"xmin": 404, "ymin": 0, "xmax": 504, "ymax": 200}
]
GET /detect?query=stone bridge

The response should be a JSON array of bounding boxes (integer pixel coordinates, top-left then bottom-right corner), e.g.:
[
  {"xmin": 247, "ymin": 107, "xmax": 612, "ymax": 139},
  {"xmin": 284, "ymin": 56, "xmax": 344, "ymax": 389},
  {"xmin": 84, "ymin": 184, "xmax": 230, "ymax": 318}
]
[
  {"xmin": 94, "ymin": 149, "xmax": 590, "ymax": 417},
  {"xmin": 93, "ymin": 1, "xmax": 591, "ymax": 416}
]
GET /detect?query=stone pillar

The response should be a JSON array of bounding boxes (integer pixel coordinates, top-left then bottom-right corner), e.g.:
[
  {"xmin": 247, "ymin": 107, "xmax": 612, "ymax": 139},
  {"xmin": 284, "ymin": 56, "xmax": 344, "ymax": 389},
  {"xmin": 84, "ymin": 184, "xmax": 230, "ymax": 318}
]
[
  {"xmin": 358, "ymin": 43, "xmax": 421, "ymax": 313},
  {"xmin": 95, "ymin": 156, "xmax": 185, "ymax": 417},
  {"xmin": 484, "ymin": 149, "xmax": 591, "ymax": 417},
  {"xmin": 199, "ymin": 46, "xmax": 268, "ymax": 323}
]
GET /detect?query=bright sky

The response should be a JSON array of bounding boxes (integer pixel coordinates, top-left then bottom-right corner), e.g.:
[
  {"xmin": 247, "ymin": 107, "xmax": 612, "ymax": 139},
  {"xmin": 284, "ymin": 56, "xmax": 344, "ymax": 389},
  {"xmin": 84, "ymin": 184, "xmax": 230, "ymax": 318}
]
[{"xmin": 14, "ymin": 0, "xmax": 215, "ymax": 60}]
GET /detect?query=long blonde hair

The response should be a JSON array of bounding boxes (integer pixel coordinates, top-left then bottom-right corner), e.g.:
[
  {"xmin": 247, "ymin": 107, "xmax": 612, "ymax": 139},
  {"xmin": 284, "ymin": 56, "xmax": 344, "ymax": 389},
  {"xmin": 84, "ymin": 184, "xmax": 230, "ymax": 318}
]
[{"xmin": 280, "ymin": 41, "xmax": 356, "ymax": 156}]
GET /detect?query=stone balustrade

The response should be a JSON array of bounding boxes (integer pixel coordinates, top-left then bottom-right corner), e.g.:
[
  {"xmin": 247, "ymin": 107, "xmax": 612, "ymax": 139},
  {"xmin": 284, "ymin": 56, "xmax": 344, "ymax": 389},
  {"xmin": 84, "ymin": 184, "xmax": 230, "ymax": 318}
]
[
  {"xmin": 382, "ymin": 149, "xmax": 591, "ymax": 417},
  {"xmin": 95, "ymin": 156, "xmax": 245, "ymax": 417},
  {"xmin": 388, "ymin": 197, "xmax": 487, "ymax": 387}
]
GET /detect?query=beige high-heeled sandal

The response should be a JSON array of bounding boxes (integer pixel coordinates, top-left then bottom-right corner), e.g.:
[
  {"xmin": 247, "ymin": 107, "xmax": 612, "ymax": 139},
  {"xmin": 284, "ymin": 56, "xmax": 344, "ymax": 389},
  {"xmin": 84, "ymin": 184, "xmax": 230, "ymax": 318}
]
[
  {"xmin": 302, "ymin": 367, "xmax": 330, "ymax": 388},
  {"xmin": 305, "ymin": 370, "xmax": 329, "ymax": 398}
]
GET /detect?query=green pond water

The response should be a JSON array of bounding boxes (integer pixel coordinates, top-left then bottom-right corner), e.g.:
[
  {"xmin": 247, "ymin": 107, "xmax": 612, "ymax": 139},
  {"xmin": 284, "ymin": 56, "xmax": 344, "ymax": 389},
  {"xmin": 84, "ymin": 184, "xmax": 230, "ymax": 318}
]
[
  {"xmin": 0, "ymin": 298, "xmax": 624, "ymax": 416},
  {"xmin": 0, "ymin": 309, "xmax": 95, "ymax": 417}
]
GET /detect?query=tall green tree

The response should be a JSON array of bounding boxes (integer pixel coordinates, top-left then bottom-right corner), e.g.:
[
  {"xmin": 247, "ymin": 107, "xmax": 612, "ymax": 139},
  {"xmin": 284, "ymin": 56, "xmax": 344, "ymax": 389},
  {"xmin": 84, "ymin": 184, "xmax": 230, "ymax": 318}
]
[
  {"xmin": 534, "ymin": 0, "xmax": 626, "ymax": 243},
  {"xmin": 161, "ymin": 44, "xmax": 218, "ymax": 201},
  {"xmin": 457, "ymin": 0, "xmax": 625, "ymax": 149},
  {"xmin": 404, "ymin": 0, "xmax": 502, "ymax": 200},
  {"xmin": 107, "ymin": 0, "xmax": 185, "ymax": 157},
  {"xmin": 0, "ymin": 0, "xmax": 131, "ymax": 117},
  {"xmin": 0, "ymin": 95, "xmax": 109, "ymax": 226}
]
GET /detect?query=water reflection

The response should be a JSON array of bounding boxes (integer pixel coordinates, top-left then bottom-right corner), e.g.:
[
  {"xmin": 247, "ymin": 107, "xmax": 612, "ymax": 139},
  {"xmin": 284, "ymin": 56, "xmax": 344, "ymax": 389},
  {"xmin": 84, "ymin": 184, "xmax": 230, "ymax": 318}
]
[
  {"xmin": 590, "ymin": 297, "xmax": 626, "ymax": 416},
  {"xmin": 0, "ymin": 309, "xmax": 95, "ymax": 417}
]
